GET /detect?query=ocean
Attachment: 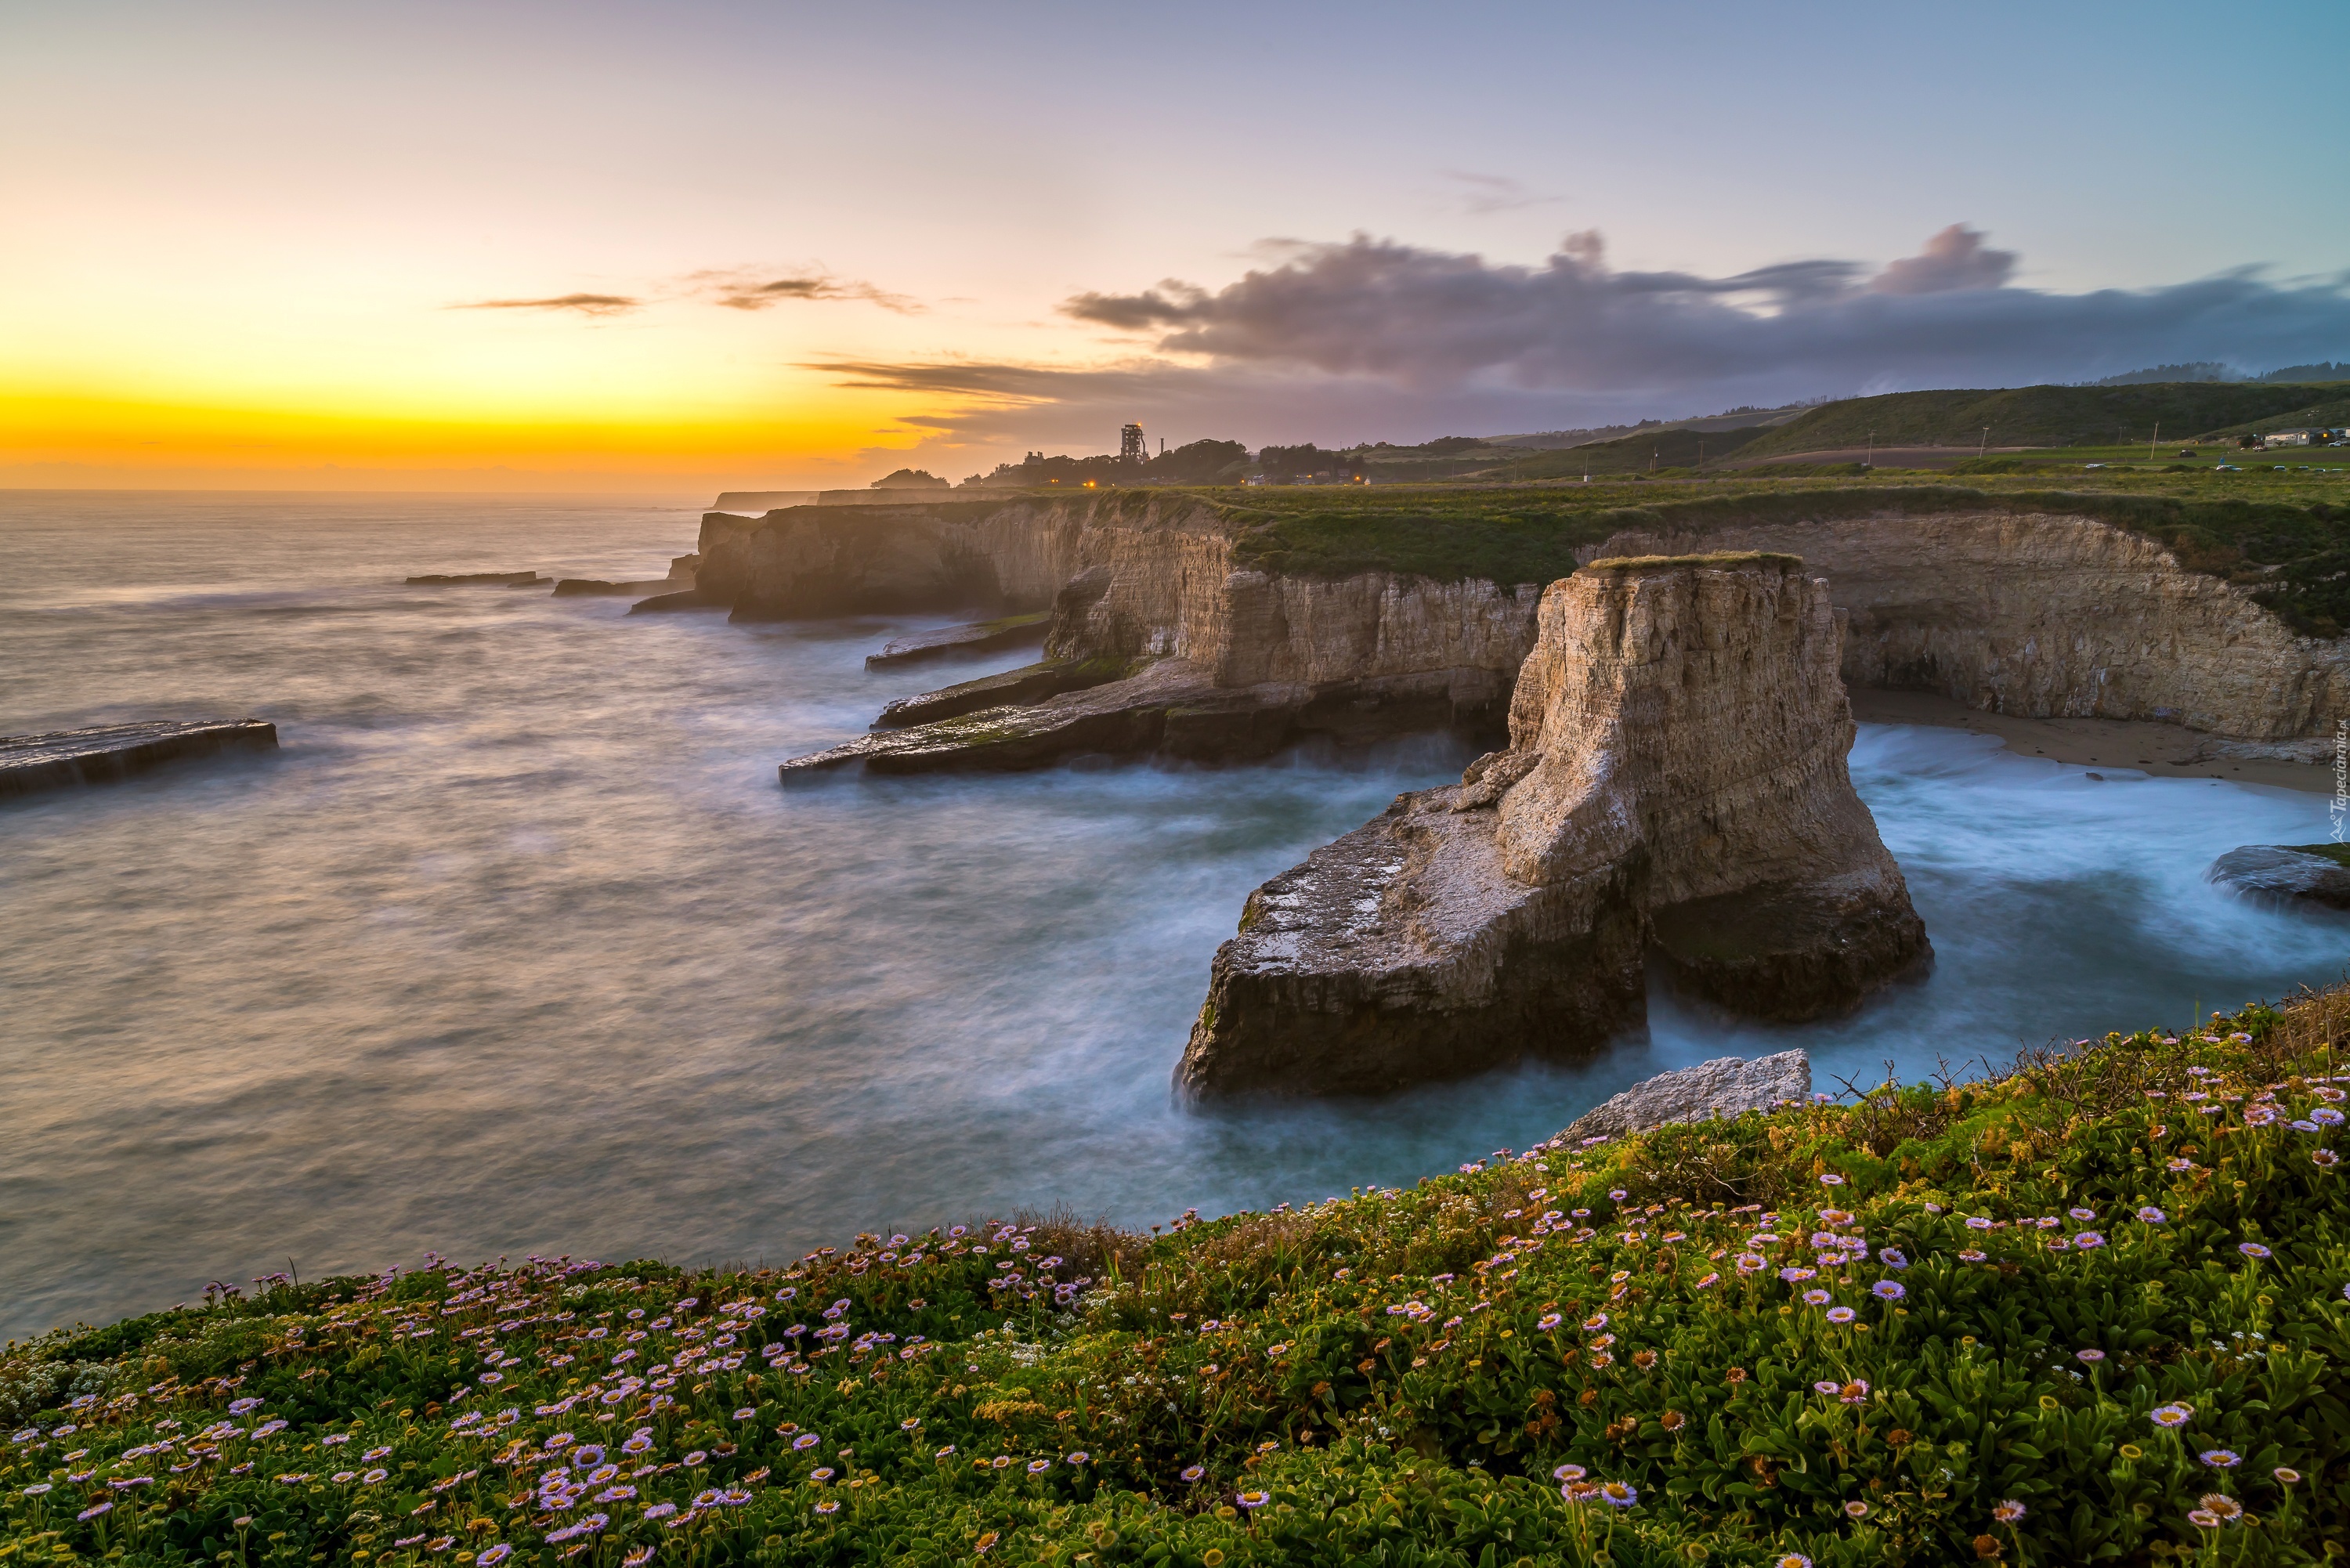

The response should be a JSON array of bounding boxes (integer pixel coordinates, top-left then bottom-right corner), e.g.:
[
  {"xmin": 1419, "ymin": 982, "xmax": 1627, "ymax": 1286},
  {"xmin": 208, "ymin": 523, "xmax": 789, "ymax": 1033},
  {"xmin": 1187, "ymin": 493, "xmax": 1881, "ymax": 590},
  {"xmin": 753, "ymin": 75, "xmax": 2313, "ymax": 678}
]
[{"xmin": 1, "ymin": 490, "xmax": 2337, "ymax": 1339}]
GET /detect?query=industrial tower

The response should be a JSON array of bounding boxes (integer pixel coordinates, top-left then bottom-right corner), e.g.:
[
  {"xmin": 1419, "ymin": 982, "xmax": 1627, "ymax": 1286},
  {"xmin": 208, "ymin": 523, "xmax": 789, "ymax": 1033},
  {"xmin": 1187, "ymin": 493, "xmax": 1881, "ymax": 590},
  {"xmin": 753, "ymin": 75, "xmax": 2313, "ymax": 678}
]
[{"xmin": 1120, "ymin": 423, "xmax": 1148, "ymax": 467}]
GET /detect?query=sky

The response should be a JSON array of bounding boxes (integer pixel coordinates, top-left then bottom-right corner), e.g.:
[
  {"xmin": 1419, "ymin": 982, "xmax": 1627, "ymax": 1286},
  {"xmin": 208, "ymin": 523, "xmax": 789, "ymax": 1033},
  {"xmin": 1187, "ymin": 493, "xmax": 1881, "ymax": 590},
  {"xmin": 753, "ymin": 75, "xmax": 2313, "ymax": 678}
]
[{"xmin": 3, "ymin": 0, "xmax": 2346, "ymax": 495}]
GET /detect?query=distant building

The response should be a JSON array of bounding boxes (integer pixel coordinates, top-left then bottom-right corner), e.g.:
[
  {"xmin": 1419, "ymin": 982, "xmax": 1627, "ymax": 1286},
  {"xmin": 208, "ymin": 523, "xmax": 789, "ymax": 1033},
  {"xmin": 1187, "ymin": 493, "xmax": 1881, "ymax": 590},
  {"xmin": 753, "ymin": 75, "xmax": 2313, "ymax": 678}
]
[
  {"xmin": 1120, "ymin": 424, "xmax": 1148, "ymax": 465},
  {"xmin": 2263, "ymin": 429, "xmax": 2316, "ymax": 446}
]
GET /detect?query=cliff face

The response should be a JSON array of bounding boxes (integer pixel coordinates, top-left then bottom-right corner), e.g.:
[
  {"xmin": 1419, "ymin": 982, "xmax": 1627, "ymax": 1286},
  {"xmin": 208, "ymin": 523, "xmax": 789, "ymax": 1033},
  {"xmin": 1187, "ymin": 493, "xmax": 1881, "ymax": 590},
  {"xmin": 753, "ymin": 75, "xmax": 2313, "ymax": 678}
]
[
  {"xmin": 756, "ymin": 497, "xmax": 1544, "ymax": 775},
  {"xmin": 694, "ymin": 492, "xmax": 2344, "ymax": 777},
  {"xmin": 693, "ymin": 500, "xmax": 1089, "ymax": 618},
  {"xmin": 1578, "ymin": 508, "xmax": 2345, "ymax": 741},
  {"xmin": 1173, "ymin": 555, "xmax": 1929, "ymax": 1100}
]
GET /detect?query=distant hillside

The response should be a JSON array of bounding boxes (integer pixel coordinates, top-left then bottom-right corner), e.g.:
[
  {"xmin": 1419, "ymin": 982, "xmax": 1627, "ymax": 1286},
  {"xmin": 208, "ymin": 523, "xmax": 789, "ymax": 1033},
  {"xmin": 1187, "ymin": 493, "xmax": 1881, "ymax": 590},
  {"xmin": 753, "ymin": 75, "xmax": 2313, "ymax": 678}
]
[
  {"xmin": 1736, "ymin": 381, "xmax": 2350, "ymax": 457},
  {"xmin": 2195, "ymin": 392, "xmax": 2350, "ymax": 442},
  {"xmin": 1499, "ymin": 423, "xmax": 1773, "ymax": 478}
]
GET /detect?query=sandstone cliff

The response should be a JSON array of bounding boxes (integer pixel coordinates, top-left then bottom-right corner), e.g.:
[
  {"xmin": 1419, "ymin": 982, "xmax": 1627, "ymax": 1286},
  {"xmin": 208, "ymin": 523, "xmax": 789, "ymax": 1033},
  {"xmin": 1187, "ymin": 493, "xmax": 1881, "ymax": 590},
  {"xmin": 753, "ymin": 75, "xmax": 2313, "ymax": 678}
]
[
  {"xmin": 676, "ymin": 489, "xmax": 2345, "ymax": 778},
  {"xmin": 759, "ymin": 496, "xmax": 1540, "ymax": 775},
  {"xmin": 1173, "ymin": 555, "xmax": 1929, "ymax": 1100},
  {"xmin": 1578, "ymin": 507, "xmax": 2345, "ymax": 741}
]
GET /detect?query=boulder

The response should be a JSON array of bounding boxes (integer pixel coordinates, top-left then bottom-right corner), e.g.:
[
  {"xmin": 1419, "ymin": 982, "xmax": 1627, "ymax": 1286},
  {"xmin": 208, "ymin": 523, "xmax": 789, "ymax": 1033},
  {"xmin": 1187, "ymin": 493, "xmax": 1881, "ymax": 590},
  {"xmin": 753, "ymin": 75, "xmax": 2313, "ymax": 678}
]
[
  {"xmin": 1175, "ymin": 553, "xmax": 1929, "ymax": 1100},
  {"xmin": 2207, "ymin": 844, "xmax": 2350, "ymax": 911},
  {"xmin": 2, "ymin": 720, "xmax": 279, "ymax": 797},
  {"xmin": 1558, "ymin": 1052, "xmax": 1812, "ymax": 1146}
]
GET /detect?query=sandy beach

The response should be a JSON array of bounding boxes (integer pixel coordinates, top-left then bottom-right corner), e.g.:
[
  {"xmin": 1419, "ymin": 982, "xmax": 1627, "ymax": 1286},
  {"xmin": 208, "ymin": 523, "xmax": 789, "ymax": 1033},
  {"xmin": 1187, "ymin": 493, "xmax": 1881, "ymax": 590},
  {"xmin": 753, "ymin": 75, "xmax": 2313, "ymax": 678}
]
[{"xmin": 1849, "ymin": 688, "xmax": 2334, "ymax": 795}]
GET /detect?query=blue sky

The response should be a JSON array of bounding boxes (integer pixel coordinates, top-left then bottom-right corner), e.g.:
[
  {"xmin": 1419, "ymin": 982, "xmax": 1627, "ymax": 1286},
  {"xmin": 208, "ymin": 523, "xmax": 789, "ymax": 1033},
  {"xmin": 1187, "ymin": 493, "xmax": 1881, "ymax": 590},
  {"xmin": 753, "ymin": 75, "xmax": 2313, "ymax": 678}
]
[{"xmin": 5, "ymin": 0, "xmax": 2345, "ymax": 486}]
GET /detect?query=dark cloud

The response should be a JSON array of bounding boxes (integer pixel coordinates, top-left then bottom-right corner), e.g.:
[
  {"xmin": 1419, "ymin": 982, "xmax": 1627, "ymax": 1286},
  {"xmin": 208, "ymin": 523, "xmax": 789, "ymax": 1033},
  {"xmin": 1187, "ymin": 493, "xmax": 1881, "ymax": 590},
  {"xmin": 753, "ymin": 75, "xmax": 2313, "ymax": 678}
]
[
  {"xmin": 693, "ymin": 271, "xmax": 917, "ymax": 313},
  {"xmin": 452, "ymin": 292, "xmax": 640, "ymax": 316},
  {"xmin": 1060, "ymin": 226, "xmax": 2350, "ymax": 399}
]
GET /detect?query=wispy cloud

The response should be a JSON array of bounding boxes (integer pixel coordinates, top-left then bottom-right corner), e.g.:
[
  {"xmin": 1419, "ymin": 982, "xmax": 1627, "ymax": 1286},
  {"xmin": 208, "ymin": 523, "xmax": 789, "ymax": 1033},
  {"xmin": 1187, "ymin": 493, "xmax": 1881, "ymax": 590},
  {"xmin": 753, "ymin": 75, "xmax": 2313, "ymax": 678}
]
[
  {"xmin": 691, "ymin": 269, "xmax": 919, "ymax": 313},
  {"xmin": 1441, "ymin": 170, "xmax": 1562, "ymax": 215},
  {"xmin": 446, "ymin": 270, "xmax": 919, "ymax": 320},
  {"xmin": 451, "ymin": 292, "xmax": 641, "ymax": 316}
]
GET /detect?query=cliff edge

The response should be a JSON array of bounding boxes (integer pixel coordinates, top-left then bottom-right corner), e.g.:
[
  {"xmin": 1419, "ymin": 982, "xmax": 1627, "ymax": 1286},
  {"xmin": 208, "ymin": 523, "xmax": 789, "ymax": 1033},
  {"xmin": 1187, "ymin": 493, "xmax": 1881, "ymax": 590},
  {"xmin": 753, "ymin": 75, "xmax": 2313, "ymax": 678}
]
[{"xmin": 1173, "ymin": 553, "xmax": 1929, "ymax": 1099}]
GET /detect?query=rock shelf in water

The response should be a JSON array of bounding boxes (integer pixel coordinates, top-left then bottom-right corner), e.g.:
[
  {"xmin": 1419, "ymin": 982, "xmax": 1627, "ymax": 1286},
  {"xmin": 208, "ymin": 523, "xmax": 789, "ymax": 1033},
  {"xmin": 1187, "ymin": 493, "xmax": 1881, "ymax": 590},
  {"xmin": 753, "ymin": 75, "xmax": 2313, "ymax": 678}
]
[
  {"xmin": 402, "ymin": 570, "xmax": 546, "ymax": 586},
  {"xmin": 865, "ymin": 611, "xmax": 1050, "ymax": 669},
  {"xmin": 551, "ymin": 577, "xmax": 677, "ymax": 597},
  {"xmin": 2207, "ymin": 843, "xmax": 2350, "ymax": 911},
  {"xmin": 1175, "ymin": 554, "xmax": 1930, "ymax": 1100},
  {"xmin": 0, "ymin": 719, "xmax": 279, "ymax": 797}
]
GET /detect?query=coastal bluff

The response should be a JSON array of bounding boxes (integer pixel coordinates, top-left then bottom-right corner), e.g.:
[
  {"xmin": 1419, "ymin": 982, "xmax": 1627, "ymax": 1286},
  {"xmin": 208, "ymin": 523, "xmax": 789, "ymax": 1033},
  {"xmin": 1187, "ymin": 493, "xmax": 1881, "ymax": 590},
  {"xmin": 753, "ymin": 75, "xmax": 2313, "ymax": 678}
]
[
  {"xmin": 1173, "ymin": 555, "xmax": 1929, "ymax": 1099},
  {"xmin": 661, "ymin": 487, "xmax": 2350, "ymax": 779}
]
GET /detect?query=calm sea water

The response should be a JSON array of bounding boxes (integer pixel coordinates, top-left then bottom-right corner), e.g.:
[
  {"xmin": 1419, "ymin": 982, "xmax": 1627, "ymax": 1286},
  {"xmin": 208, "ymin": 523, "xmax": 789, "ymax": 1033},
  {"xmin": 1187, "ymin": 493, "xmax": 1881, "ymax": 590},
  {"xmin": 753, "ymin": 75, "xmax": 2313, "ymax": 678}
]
[{"xmin": 2, "ymin": 491, "xmax": 2339, "ymax": 1339}]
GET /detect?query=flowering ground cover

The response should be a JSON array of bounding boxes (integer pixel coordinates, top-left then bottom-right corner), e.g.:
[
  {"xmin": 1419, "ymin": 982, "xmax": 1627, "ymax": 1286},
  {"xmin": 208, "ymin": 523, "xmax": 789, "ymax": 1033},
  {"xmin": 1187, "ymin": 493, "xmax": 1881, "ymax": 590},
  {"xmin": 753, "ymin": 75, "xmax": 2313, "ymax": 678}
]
[{"xmin": 8, "ymin": 988, "xmax": 2350, "ymax": 1566}]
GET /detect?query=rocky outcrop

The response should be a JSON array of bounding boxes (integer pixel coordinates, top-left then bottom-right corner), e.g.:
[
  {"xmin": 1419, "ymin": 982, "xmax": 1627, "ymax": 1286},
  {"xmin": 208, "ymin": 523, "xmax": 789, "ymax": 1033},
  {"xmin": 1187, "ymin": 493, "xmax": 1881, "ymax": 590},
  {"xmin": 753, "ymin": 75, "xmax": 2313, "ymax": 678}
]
[
  {"xmin": 689, "ymin": 490, "xmax": 2342, "ymax": 778},
  {"xmin": 2207, "ymin": 844, "xmax": 2350, "ymax": 912},
  {"xmin": 743, "ymin": 496, "xmax": 1541, "ymax": 773},
  {"xmin": 692, "ymin": 500, "xmax": 1090, "ymax": 620},
  {"xmin": 2, "ymin": 720, "xmax": 279, "ymax": 798},
  {"xmin": 1173, "ymin": 555, "xmax": 1929, "ymax": 1100},
  {"xmin": 1578, "ymin": 508, "xmax": 2347, "ymax": 742},
  {"xmin": 1558, "ymin": 1052, "xmax": 1812, "ymax": 1145}
]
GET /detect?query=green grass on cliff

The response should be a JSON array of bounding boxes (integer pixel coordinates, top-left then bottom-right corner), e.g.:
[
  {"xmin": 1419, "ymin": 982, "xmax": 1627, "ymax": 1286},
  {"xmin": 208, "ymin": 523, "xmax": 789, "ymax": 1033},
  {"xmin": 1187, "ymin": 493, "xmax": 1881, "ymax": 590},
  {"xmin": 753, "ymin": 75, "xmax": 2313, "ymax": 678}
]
[
  {"xmin": 1191, "ymin": 481, "xmax": 2350, "ymax": 636},
  {"xmin": 9, "ymin": 990, "xmax": 2350, "ymax": 1566}
]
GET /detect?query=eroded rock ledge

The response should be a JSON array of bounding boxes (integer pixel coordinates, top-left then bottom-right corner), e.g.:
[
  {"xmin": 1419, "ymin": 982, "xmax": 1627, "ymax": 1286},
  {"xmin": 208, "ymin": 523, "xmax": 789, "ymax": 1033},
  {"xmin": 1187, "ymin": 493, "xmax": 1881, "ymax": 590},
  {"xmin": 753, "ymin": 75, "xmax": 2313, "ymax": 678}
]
[
  {"xmin": 1, "ymin": 720, "xmax": 279, "ymax": 797},
  {"xmin": 1174, "ymin": 554, "xmax": 1929, "ymax": 1100}
]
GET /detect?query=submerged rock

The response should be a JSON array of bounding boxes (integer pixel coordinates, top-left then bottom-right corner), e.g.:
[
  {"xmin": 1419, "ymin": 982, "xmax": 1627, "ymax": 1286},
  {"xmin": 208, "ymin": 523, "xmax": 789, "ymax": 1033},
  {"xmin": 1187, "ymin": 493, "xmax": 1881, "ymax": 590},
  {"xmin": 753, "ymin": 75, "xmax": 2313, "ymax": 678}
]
[
  {"xmin": 627, "ymin": 588, "xmax": 723, "ymax": 614},
  {"xmin": 866, "ymin": 612, "xmax": 1051, "ymax": 669},
  {"xmin": 403, "ymin": 571, "xmax": 545, "ymax": 586},
  {"xmin": 1175, "ymin": 553, "xmax": 1929, "ymax": 1100},
  {"xmin": 2207, "ymin": 844, "xmax": 2350, "ymax": 911},
  {"xmin": 1, "ymin": 720, "xmax": 278, "ymax": 797},
  {"xmin": 551, "ymin": 577, "xmax": 677, "ymax": 597},
  {"xmin": 1560, "ymin": 1051, "xmax": 1813, "ymax": 1145}
]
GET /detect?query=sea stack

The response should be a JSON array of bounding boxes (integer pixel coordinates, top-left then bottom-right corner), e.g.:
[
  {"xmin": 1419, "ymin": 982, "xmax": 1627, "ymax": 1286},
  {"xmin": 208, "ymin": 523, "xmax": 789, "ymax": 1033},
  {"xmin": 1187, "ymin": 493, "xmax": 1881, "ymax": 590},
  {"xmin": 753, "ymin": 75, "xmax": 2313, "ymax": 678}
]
[{"xmin": 1174, "ymin": 553, "xmax": 1929, "ymax": 1100}]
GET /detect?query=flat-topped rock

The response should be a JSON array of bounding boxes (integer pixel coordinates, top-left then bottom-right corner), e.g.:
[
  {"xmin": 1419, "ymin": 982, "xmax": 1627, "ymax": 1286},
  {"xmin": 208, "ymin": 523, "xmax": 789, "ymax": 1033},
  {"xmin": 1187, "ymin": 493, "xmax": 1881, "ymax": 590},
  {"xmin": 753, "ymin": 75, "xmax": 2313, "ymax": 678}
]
[
  {"xmin": 2208, "ymin": 844, "xmax": 2350, "ymax": 911},
  {"xmin": 1176, "ymin": 554, "xmax": 1929, "ymax": 1100},
  {"xmin": 1, "ymin": 720, "xmax": 279, "ymax": 798},
  {"xmin": 403, "ymin": 571, "xmax": 545, "ymax": 586},
  {"xmin": 874, "ymin": 656, "xmax": 1141, "ymax": 729},
  {"xmin": 866, "ymin": 612, "xmax": 1050, "ymax": 669},
  {"xmin": 782, "ymin": 659, "xmax": 1310, "ymax": 777},
  {"xmin": 1559, "ymin": 1052, "xmax": 1812, "ymax": 1145}
]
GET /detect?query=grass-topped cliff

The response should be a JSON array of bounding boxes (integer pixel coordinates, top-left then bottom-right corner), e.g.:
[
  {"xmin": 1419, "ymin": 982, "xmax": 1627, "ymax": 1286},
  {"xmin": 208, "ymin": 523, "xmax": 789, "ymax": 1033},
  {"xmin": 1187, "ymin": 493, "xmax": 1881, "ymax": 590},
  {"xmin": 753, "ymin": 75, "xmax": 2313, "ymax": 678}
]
[
  {"xmin": 8, "ymin": 988, "xmax": 2350, "ymax": 1566},
  {"xmin": 1179, "ymin": 481, "xmax": 2350, "ymax": 638}
]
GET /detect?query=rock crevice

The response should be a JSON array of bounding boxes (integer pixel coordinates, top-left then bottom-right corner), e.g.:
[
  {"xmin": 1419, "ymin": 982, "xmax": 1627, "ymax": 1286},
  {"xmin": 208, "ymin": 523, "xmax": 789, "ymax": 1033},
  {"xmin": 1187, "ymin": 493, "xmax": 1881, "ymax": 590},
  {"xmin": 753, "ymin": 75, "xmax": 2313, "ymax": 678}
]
[{"xmin": 1174, "ymin": 555, "xmax": 1929, "ymax": 1100}]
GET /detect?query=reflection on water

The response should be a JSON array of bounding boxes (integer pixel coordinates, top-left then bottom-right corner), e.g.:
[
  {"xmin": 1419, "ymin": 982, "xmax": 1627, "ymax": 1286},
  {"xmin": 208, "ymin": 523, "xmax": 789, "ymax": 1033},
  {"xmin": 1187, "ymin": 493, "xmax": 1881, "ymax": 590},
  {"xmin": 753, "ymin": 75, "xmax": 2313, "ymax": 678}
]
[{"xmin": 0, "ymin": 492, "xmax": 2334, "ymax": 1339}]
